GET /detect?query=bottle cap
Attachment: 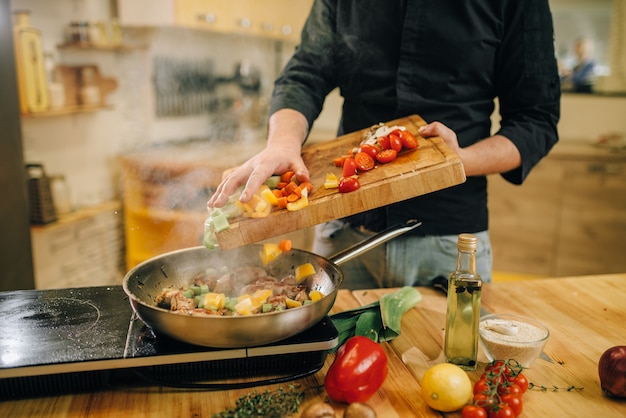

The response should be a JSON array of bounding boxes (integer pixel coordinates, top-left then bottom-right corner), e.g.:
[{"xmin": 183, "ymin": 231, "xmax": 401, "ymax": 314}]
[{"xmin": 458, "ymin": 233, "xmax": 478, "ymax": 251}]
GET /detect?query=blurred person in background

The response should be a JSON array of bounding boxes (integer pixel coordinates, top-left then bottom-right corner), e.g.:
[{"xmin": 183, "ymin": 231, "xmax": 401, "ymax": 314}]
[{"xmin": 560, "ymin": 37, "xmax": 597, "ymax": 93}]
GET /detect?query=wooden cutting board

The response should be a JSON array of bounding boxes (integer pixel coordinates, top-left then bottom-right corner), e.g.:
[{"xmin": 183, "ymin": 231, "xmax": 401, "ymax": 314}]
[{"xmin": 215, "ymin": 114, "xmax": 466, "ymax": 249}]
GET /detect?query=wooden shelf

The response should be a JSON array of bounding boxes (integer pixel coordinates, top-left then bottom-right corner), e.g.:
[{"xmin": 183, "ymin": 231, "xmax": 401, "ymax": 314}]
[
  {"xmin": 21, "ymin": 104, "xmax": 114, "ymax": 118},
  {"xmin": 57, "ymin": 42, "xmax": 148, "ymax": 51}
]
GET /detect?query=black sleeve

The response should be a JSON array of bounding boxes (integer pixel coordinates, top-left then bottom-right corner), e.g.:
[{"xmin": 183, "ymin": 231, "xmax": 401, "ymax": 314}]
[
  {"xmin": 495, "ymin": 0, "xmax": 561, "ymax": 185},
  {"xmin": 269, "ymin": 0, "xmax": 339, "ymax": 130}
]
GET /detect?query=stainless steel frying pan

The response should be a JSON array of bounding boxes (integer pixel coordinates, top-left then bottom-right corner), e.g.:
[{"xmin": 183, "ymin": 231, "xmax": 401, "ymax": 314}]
[{"xmin": 122, "ymin": 219, "xmax": 421, "ymax": 348}]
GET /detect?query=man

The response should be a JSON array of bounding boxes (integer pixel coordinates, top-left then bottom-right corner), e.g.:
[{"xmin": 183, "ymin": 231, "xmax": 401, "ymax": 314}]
[{"xmin": 208, "ymin": 0, "xmax": 560, "ymax": 289}]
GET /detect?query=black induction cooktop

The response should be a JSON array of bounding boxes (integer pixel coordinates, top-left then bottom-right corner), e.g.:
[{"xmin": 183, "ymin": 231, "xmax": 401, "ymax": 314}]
[{"xmin": 0, "ymin": 286, "xmax": 337, "ymax": 398}]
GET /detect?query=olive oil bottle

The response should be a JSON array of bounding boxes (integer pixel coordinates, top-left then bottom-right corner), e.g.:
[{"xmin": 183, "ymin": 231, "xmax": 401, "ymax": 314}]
[{"xmin": 444, "ymin": 233, "xmax": 482, "ymax": 370}]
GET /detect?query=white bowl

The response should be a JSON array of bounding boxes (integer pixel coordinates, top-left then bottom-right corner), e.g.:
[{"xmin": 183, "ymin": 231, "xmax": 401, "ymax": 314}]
[{"xmin": 479, "ymin": 313, "xmax": 550, "ymax": 368}]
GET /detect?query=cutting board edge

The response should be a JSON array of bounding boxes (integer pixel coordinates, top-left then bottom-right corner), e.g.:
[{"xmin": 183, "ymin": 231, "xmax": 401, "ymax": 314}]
[{"xmin": 215, "ymin": 159, "xmax": 466, "ymax": 250}]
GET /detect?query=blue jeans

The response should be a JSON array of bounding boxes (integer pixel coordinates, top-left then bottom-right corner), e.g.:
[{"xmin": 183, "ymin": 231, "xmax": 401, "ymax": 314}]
[{"xmin": 312, "ymin": 220, "xmax": 492, "ymax": 289}]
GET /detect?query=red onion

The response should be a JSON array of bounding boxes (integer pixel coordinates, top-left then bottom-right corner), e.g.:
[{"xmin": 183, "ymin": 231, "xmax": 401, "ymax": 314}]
[{"xmin": 598, "ymin": 346, "xmax": 626, "ymax": 398}]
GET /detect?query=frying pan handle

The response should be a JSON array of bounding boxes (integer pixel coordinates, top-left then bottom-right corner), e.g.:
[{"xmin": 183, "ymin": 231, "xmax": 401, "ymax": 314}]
[{"xmin": 329, "ymin": 219, "xmax": 422, "ymax": 266}]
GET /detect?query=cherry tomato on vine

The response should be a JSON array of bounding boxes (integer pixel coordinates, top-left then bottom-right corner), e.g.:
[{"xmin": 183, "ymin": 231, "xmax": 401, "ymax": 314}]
[
  {"xmin": 462, "ymin": 405, "xmax": 488, "ymax": 418},
  {"xmin": 488, "ymin": 404, "xmax": 515, "ymax": 418},
  {"xmin": 497, "ymin": 383, "xmax": 523, "ymax": 397},
  {"xmin": 376, "ymin": 149, "xmax": 397, "ymax": 163},
  {"xmin": 473, "ymin": 393, "xmax": 496, "ymax": 410},
  {"xmin": 342, "ymin": 157, "xmax": 357, "ymax": 177},
  {"xmin": 473, "ymin": 379, "xmax": 491, "ymax": 395},
  {"xmin": 513, "ymin": 373, "xmax": 529, "ymax": 393},
  {"xmin": 338, "ymin": 176, "xmax": 360, "ymax": 193},
  {"xmin": 501, "ymin": 394, "xmax": 523, "ymax": 417}
]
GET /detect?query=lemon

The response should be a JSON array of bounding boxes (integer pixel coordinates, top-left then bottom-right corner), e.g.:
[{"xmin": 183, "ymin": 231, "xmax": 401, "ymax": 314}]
[{"xmin": 420, "ymin": 363, "xmax": 472, "ymax": 412}]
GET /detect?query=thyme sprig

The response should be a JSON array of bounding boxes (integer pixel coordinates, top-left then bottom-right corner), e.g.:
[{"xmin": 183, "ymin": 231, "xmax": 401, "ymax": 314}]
[
  {"xmin": 211, "ymin": 384, "xmax": 305, "ymax": 418},
  {"xmin": 528, "ymin": 382, "xmax": 585, "ymax": 392}
]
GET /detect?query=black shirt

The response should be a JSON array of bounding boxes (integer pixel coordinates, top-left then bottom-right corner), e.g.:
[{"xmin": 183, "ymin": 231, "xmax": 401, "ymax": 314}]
[{"xmin": 270, "ymin": 0, "xmax": 560, "ymax": 235}]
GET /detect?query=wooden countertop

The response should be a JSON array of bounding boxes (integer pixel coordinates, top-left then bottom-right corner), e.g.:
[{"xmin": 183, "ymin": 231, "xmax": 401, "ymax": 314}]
[{"xmin": 1, "ymin": 274, "xmax": 625, "ymax": 417}]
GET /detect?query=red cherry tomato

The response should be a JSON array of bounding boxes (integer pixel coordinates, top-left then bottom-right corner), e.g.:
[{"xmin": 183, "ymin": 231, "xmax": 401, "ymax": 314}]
[
  {"xmin": 338, "ymin": 176, "xmax": 360, "ymax": 193},
  {"xmin": 342, "ymin": 157, "xmax": 358, "ymax": 177},
  {"xmin": 473, "ymin": 393, "xmax": 496, "ymax": 410},
  {"xmin": 375, "ymin": 148, "xmax": 397, "ymax": 163},
  {"xmin": 388, "ymin": 133, "xmax": 403, "ymax": 152},
  {"xmin": 398, "ymin": 129, "xmax": 419, "ymax": 149},
  {"xmin": 377, "ymin": 135, "xmax": 391, "ymax": 150},
  {"xmin": 462, "ymin": 405, "xmax": 488, "ymax": 418},
  {"xmin": 358, "ymin": 143, "xmax": 379, "ymax": 159},
  {"xmin": 473, "ymin": 379, "xmax": 491, "ymax": 395},
  {"xmin": 488, "ymin": 404, "xmax": 515, "ymax": 418},
  {"xmin": 497, "ymin": 383, "xmax": 522, "ymax": 397},
  {"xmin": 500, "ymin": 394, "xmax": 523, "ymax": 417},
  {"xmin": 354, "ymin": 151, "xmax": 375, "ymax": 171},
  {"xmin": 513, "ymin": 373, "xmax": 529, "ymax": 393}
]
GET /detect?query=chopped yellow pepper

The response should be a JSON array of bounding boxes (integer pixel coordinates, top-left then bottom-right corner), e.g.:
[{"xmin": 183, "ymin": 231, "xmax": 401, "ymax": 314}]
[
  {"xmin": 252, "ymin": 288, "xmax": 273, "ymax": 303},
  {"xmin": 260, "ymin": 242, "xmax": 283, "ymax": 265},
  {"xmin": 260, "ymin": 186, "xmax": 279, "ymax": 206},
  {"xmin": 203, "ymin": 292, "xmax": 226, "ymax": 310},
  {"xmin": 295, "ymin": 262, "xmax": 316, "ymax": 283},
  {"xmin": 309, "ymin": 289, "xmax": 324, "ymax": 302},
  {"xmin": 235, "ymin": 297, "xmax": 253, "ymax": 315},
  {"xmin": 286, "ymin": 188, "xmax": 309, "ymax": 212},
  {"xmin": 324, "ymin": 172, "xmax": 339, "ymax": 189},
  {"xmin": 285, "ymin": 298, "xmax": 302, "ymax": 309}
]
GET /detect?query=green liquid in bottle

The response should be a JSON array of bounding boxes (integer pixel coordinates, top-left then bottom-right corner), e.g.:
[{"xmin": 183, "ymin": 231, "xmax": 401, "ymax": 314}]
[{"xmin": 444, "ymin": 274, "xmax": 481, "ymax": 370}]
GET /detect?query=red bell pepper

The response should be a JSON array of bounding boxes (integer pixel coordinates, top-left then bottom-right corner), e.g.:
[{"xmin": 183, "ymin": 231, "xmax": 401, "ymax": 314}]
[{"xmin": 324, "ymin": 336, "xmax": 388, "ymax": 403}]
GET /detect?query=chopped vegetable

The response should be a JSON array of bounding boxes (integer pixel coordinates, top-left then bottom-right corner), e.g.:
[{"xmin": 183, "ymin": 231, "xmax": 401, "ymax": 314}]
[
  {"xmin": 278, "ymin": 239, "xmax": 292, "ymax": 251},
  {"xmin": 338, "ymin": 176, "xmax": 361, "ymax": 193},
  {"xmin": 260, "ymin": 242, "xmax": 283, "ymax": 265},
  {"xmin": 379, "ymin": 285, "xmax": 423, "ymax": 340},
  {"xmin": 324, "ymin": 336, "xmax": 388, "ymax": 403},
  {"xmin": 295, "ymin": 262, "xmax": 316, "ymax": 283},
  {"xmin": 354, "ymin": 151, "xmax": 375, "ymax": 171},
  {"xmin": 375, "ymin": 148, "xmax": 397, "ymax": 164},
  {"xmin": 286, "ymin": 187, "xmax": 309, "ymax": 211},
  {"xmin": 324, "ymin": 172, "xmax": 339, "ymax": 189},
  {"xmin": 285, "ymin": 298, "xmax": 302, "ymax": 309}
]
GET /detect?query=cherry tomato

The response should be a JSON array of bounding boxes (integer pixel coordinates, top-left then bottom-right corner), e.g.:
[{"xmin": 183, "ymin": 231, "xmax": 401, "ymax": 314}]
[
  {"xmin": 342, "ymin": 157, "xmax": 358, "ymax": 177},
  {"xmin": 377, "ymin": 135, "xmax": 391, "ymax": 150},
  {"xmin": 398, "ymin": 129, "xmax": 419, "ymax": 149},
  {"xmin": 473, "ymin": 379, "xmax": 491, "ymax": 395},
  {"xmin": 485, "ymin": 361, "xmax": 505, "ymax": 371},
  {"xmin": 473, "ymin": 393, "xmax": 496, "ymax": 410},
  {"xmin": 375, "ymin": 148, "xmax": 397, "ymax": 163},
  {"xmin": 354, "ymin": 151, "xmax": 375, "ymax": 171},
  {"xmin": 358, "ymin": 143, "xmax": 379, "ymax": 159},
  {"xmin": 497, "ymin": 383, "xmax": 522, "ymax": 397},
  {"xmin": 513, "ymin": 373, "xmax": 529, "ymax": 393},
  {"xmin": 338, "ymin": 176, "xmax": 360, "ymax": 193},
  {"xmin": 489, "ymin": 404, "xmax": 515, "ymax": 418},
  {"xmin": 462, "ymin": 405, "xmax": 488, "ymax": 418},
  {"xmin": 501, "ymin": 394, "xmax": 523, "ymax": 417},
  {"xmin": 388, "ymin": 133, "xmax": 403, "ymax": 152}
]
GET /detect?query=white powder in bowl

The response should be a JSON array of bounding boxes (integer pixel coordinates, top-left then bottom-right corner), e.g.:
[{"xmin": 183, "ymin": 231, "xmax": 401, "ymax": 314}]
[{"xmin": 479, "ymin": 318, "xmax": 549, "ymax": 367}]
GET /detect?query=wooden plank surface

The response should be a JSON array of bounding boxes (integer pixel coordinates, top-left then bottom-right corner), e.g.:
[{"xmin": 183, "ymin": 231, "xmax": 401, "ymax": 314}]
[
  {"xmin": 216, "ymin": 114, "xmax": 466, "ymax": 249},
  {"xmin": 352, "ymin": 275, "xmax": 626, "ymax": 418},
  {"xmin": 1, "ymin": 275, "xmax": 625, "ymax": 416}
]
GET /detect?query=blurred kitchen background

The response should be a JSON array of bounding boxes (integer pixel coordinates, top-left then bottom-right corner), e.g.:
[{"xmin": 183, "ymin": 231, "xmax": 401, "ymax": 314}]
[{"xmin": 1, "ymin": 0, "xmax": 625, "ymax": 291}]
